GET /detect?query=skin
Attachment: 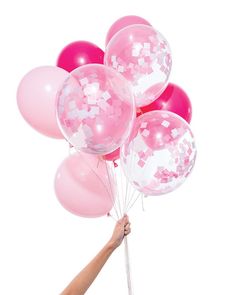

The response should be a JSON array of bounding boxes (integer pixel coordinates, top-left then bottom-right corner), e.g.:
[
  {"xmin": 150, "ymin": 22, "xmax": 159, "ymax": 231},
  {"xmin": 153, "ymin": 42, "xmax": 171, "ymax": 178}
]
[{"xmin": 60, "ymin": 215, "xmax": 131, "ymax": 295}]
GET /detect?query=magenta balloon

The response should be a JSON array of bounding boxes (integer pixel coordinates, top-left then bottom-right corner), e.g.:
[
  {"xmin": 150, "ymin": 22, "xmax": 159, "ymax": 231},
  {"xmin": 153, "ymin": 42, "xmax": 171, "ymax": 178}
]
[
  {"xmin": 17, "ymin": 66, "xmax": 69, "ymax": 139},
  {"xmin": 54, "ymin": 152, "xmax": 115, "ymax": 218},
  {"xmin": 57, "ymin": 41, "xmax": 104, "ymax": 72},
  {"xmin": 140, "ymin": 83, "xmax": 192, "ymax": 123},
  {"xmin": 106, "ymin": 15, "xmax": 151, "ymax": 46},
  {"xmin": 103, "ymin": 148, "xmax": 120, "ymax": 162}
]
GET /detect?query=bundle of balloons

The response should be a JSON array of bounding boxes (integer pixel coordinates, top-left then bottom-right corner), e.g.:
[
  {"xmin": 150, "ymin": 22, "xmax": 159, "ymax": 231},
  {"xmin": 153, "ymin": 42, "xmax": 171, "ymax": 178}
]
[{"xmin": 17, "ymin": 15, "xmax": 197, "ymax": 220}]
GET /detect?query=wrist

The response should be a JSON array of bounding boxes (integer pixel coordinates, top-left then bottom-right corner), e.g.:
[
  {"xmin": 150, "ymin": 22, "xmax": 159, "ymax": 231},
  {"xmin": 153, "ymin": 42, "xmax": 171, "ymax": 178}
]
[{"xmin": 106, "ymin": 240, "xmax": 118, "ymax": 252}]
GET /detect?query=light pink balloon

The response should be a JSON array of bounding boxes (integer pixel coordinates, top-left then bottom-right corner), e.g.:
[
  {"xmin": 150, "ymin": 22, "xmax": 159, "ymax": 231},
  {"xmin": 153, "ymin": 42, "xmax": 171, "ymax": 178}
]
[
  {"xmin": 121, "ymin": 111, "xmax": 197, "ymax": 196},
  {"xmin": 17, "ymin": 66, "xmax": 69, "ymax": 139},
  {"xmin": 56, "ymin": 64, "xmax": 135, "ymax": 155},
  {"xmin": 106, "ymin": 15, "xmax": 151, "ymax": 46},
  {"xmin": 54, "ymin": 152, "xmax": 115, "ymax": 218},
  {"xmin": 104, "ymin": 25, "xmax": 172, "ymax": 107}
]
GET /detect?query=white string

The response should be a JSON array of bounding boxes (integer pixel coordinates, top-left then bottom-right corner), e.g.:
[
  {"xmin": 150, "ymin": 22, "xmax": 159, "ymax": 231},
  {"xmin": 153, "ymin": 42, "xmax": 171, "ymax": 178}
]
[
  {"xmin": 126, "ymin": 192, "xmax": 142, "ymax": 212},
  {"xmin": 111, "ymin": 162, "xmax": 124, "ymax": 219},
  {"xmin": 107, "ymin": 212, "xmax": 118, "ymax": 222},
  {"xmin": 141, "ymin": 193, "xmax": 145, "ymax": 212},
  {"xmin": 125, "ymin": 187, "xmax": 137, "ymax": 212},
  {"xmin": 124, "ymin": 236, "xmax": 133, "ymax": 295},
  {"xmin": 123, "ymin": 148, "xmax": 136, "ymax": 295},
  {"xmin": 77, "ymin": 152, "xmax": 119, "ymax": 220},
  {"xmin": 105, "ymin": 161, "xmax": 120, "ymax": 220},
  {"xmin": 105, "ymin": 147, "xmax": 141, "ymax": 295}
]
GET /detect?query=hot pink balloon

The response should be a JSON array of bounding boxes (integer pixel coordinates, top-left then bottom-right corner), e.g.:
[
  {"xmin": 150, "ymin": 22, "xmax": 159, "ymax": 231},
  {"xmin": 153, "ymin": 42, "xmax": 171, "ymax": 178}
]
[
  {"xmin": 121, "ymin": 111, "xmax": 197, "ymax": 196},
  {"xmin": 104, "ymin": 24, "xmax": 172, "ymax": 107},
  {"xmin": 57, "ymin": 41, "xmax": 104, "ymax": 72},
  {"xmin": 103, "ymin": 148, "xmax": 120, "ymax": 162},
  {"xmin": 54, "ymin": 152, "xmax": 115, "ymax": 218},
  {"xmin": 17, "ymin": 66, "xmax": 69, "ymax": 139},
  {"xmin": 56, "ymin": 64, "xmax": 135, "ymax": 155},
  {"xmin": 140, "ymin": 83, "xmax": 192, "ymax": 123},
  {"xmin": 106, "ymin": 15, "xmax": 151, "ymax": 46}
]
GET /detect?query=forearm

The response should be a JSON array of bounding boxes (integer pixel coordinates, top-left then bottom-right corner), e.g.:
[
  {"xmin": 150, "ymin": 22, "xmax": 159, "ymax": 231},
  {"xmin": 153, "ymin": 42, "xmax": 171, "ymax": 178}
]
[
  {"xmin": 60, "ymin": 215, "xmax": 130, "ymax": 295},
  {"xmin": 61, "ymin": 242, "xmax": 116, "ymax": 295}
]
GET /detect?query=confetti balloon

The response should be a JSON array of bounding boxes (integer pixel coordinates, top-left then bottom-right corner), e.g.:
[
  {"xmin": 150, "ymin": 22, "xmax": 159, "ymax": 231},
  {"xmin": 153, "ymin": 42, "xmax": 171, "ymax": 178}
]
[
  {"xmin": 140, "ymin": 83, "xmax": 192, "ymax": 123},
  {"xmin": 105, "ymin": 15, "xmax": 151, "ymax": 46},
  {"xmin": 56, "ymin": 64, "xmax": 135, "ymax": 155},
  {"xmin": 104, "ymin": 24, "xmax": 172, "ymax": 107},
  {"xmin": 120, "ymin": 111, "xmax": 196, "ymax": 196}
]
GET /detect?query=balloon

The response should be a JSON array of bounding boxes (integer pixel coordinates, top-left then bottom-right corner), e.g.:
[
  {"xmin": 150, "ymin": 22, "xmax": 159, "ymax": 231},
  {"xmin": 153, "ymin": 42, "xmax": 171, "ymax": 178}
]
[
  {"xmin": 104, "ymin": 24, "xmax": 172, "ymax": 107},
  {"xmin": 140, "ymin": 83, "xmax": 192, "ymax": 123},
  {"xmin": 54, "ymin": 152, "xmax": 115, "ymax": 218},
  {"xmin": 56, "ymin": 64, "xmax": 135, "ymax": 155},
  {"xmin": 57, "ymin": 41, "xmax": 104, "ymax": 72},
  {"xmin": 103, "ymin": 148, "xmax": 120, "ymax": 162},
  {"xmin": 120, "ymin": 111, "xmax": 196, "ymax": 196},
  {"xmin": 106, "ymin": 15, "xmax": 151, "ymax": 46},
  {"xmin": 17, "ymin": 66, "xmax": 69, "ymax": 139}
]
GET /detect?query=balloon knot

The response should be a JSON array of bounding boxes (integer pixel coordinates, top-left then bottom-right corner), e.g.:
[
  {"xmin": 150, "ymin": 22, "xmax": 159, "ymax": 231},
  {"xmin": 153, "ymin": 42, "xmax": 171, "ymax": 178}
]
[{"xmin": 113, "ymin": 161, "xmax": 118, "ymax": 168}]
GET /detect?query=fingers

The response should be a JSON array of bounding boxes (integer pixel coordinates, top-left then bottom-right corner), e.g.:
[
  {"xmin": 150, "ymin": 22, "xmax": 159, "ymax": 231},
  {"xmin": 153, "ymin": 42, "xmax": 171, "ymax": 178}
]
[
  {"xmin": 117, "ymin": 215, "xmax": 131, "ymax": 236},
  {"xmin": 124, "ymin": 215, "xmax": 131, "ymax": 235},
  {"xmin": 123, "ymin": 214, "xmax": 129, "ymax": 223},
  {"xmin": 124, "ymin": 222, "xmax": 131, "ymax": 236},
  {"xmin": 118, "ymin": 214, "xmax": 129, "ymax": 225}
]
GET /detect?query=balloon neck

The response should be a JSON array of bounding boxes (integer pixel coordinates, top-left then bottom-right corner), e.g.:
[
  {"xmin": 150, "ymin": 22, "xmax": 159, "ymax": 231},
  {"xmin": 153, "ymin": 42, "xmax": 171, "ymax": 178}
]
[
  {"xmin": 113, "ymin": 161, "xmax": 118, "ymax": 168},
  {"xmin": 136, "ymin": 107, "xmax": 143, "ymax": 115}
]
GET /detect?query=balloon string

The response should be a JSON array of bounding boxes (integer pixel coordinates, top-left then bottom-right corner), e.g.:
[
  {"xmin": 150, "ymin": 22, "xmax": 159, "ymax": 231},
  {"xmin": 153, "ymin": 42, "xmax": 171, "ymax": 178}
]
[
  {"xmin": 125, "ymin": 188, "xmax": 136, "ymax": 212},
  {"xmin": 107, "ymin": 212, "xmax": 118, "ymax": 222},
  {"xmin": 120, "ymin": 160, "xmax": 124, "ymax": 212},
  {"xmin": 124, "ymin": 236, "xmax": 133, "ymax": 295},
  {"xmin": 116, "ymin": 164, "xmax": 123, "ymax": 218},
  {"xmin": 127, "ymin": 192, "xmax": 142, "ymax": 212},
  {"xmin": 109, "ymin": 161, "xmax": 119, "ymax": 217},
  {"xmin": 124, "ymin": 173, "xmax": 129, "ymax": 213},
  {"xmin": 141, "ymin": 194, "xmax": 145, "ymax": 212},
  {"xmin": 123, "ymin": 153, "xmax": 132, "ymax": 214},
  {"xmin": 105, "ymin": 160, "xmax": 120, "ymax": 219},
  {"xmin": 79, "ymin": 152, "xmax": 119, "ymax": 220}
]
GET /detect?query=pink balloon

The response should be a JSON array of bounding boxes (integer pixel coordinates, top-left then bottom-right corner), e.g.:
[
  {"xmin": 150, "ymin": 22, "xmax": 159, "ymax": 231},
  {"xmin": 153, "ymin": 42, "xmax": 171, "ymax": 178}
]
[
  {"xmin": 56, "ymin": 64, "xmax": 135, "ymax": 155},
  {"xmin": 106, "ymin": 15, "xmax": 151, "ymax": 46},
  {"xmin": 54, "ymin": 152, "xmax": 115, "ymax": 218},
  {"xmin": 121, "ymin": 111, "xmax": 197, "ymax": 196},
  {"xmin": 17, "ymin": 66, "xmax": 69, "ymax": 139},
  {"xmin": 57, "ymin": 41, "xmax": 104, "ymax": 72},
  {"xmin": 104, "ymin": 24, "xmax": 172, "ymax": 107},
  {"xmin": 140, "ymin": 83, "xmax": 192, "ymax": 123}
]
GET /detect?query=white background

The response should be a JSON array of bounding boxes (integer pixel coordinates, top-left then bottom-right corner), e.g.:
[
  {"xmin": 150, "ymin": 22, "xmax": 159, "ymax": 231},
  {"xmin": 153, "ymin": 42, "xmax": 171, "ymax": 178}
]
[{"xmin": 0, "ymin": 0, "xmax": 236, "ymax": 294}]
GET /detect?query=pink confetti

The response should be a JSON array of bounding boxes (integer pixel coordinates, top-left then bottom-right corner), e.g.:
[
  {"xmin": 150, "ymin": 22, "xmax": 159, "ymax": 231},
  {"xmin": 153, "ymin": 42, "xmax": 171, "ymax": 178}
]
[
  {"xmin": 80, "ymin": 78, "xmax": 88, "ymax": 86},
  {"xmin": 102, "ymin": 91, "xmax": 111, "ymax": 101},
  {"xmin": 140, "ymin": 122, "xmax": 147, "ymax": 129},
  {"xmin": 171, "ymin": 128, "xmax": 179, "ymax": 138},
  {"xmin": 138, "ymin": 151, "xmax": 145, "ymax": 159},
  {"xmin": 142, "ymin": 129, "xmax": 150, "ymax": 137},
  {"xmin": 161, "ymin": 120, "xmax": 170, "ymax": 128},
  {"xmin": 138, "ymin": 159, "xmax": 145, "ymax": 168}
]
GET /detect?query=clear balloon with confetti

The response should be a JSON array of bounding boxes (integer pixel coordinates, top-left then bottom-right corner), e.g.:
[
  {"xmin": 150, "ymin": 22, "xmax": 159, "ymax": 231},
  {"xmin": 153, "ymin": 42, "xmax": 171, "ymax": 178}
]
[
  {"xmin": 56, "ymin": 64, "xmax": 135, "ymax": 155},
  {"xmin": 104, "ymin": 24, "xmax": 172, "ymax": 107},
  {"xmin": 120, "ymin": 110, "xmax": 197, "ymax": 196}
]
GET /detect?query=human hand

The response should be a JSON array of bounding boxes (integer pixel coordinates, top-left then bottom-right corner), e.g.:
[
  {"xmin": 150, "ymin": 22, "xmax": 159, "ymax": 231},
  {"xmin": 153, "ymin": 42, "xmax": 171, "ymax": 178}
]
[{"xmin": 108, "ymin": 215, "xmax": 131, "ymax": 250}]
